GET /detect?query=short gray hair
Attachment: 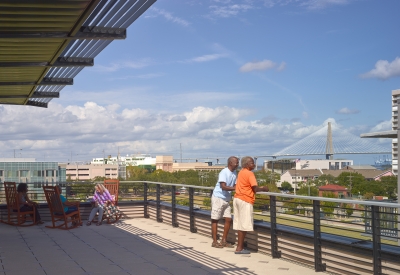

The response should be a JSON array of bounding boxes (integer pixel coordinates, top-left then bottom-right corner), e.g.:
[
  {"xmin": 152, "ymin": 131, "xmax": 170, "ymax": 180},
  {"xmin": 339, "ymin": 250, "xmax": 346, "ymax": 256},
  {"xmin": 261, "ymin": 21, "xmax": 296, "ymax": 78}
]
[
  {"xmin": 227, "ymin": 156, "xmax": 238, "ymax": 165},
  {"xmin": 241, "ymin": 156, "xmax": 254, "ymax": 168}
]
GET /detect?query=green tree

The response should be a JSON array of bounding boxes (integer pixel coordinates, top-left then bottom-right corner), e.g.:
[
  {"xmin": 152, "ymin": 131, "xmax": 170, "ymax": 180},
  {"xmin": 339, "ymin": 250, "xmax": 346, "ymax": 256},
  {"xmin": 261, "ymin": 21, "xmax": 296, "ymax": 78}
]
[
  {"xmin": 313, "ymin": 174, "xmax": 336, "ymax": 186},
  {"xmin": 342, "ymin": 203, "xmax": 354, "ymax": 218},
  {"xmin": 321, "ymin": 192, "xmax": 336, "ymax": 217},
  {"xmin": 297, "ymin": 185, "xmax": 318, "ymax": 196},
  {"xmin": 92, "ymin": 176, "xmax": 106, "ymax": 182},
  {"xmin": 281, "ymin": 181, "xmax": 292, "ymax": 191},
  {"xmin": 126, "ymin": 166, "xmax": 148, "ymax": 180},
  {"xmin": 363, "ymin": 192, "xmax": 375, "ymax": 200},
  {"xmin": 379, "ymin": 175, "xmax": 397, "ymax": 199},
  {"xmin": 336, "ymin": 172, "xmax": 365, "ymax": 193}
]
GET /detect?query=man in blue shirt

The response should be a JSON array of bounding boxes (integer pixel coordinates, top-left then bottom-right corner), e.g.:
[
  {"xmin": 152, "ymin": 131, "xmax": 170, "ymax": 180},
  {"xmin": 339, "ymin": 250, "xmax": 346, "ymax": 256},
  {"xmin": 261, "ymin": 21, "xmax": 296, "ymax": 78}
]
[{"xmin": 211, "ymin": 156, "xmax": 239, "ymax": 248}]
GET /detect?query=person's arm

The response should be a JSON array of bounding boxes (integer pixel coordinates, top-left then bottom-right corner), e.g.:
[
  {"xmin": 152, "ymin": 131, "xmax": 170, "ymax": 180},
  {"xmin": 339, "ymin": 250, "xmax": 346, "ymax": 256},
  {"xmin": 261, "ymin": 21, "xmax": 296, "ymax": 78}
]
[
  {"xmin": 25, "ymin": 194, "xmax": 37, "ymax": 206},
  {"xmin": 220, "ymin": 182, "xmax": 235, "ymax": 191},
  {"xmin": 19, "ymin": 193, "xmax": 32, "ymax": 207},
  {"xmin": 252, "ymin": 185, "xmax": 269, "ymax": 193},
  {"xmin": 104, "ymin": 190, "xmax": 114, "ymax": 204}
]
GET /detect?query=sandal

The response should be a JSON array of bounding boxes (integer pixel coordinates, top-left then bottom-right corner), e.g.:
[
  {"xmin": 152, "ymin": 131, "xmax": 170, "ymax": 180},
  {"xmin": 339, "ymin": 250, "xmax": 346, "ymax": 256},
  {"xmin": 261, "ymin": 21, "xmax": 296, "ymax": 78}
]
[
  {"xmin": 220, "ymin": 241, "xmax": 234, "ymax": 248},
  {"xmin": 211, "ymin": 242, "xmax": 223, "ymax": 248},
  {"xmin": 86, "ymin": 221, "xmax": 91, "ymax": 226}
]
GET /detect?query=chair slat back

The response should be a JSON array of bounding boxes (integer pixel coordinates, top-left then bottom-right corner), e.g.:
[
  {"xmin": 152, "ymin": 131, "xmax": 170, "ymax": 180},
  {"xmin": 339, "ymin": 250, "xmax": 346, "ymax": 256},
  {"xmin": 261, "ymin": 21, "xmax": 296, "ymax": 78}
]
[
  {"xmin": 4, "ymin": 182, "xmax": 19, "ymax": 211},
  {"xmin": 43, "ymin": 186, "xmax": 64, "ymax": 214},
  {"xmin": 104, "ymin": 179, "xmax": 119, "ymax": 204}
]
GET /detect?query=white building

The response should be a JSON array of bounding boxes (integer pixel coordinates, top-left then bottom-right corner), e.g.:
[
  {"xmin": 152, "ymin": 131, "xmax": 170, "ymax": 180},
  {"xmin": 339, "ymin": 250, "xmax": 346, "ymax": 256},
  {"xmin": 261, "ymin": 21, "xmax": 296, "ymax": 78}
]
[
  {"xmin": 392, "ymin": 89, "xmax": 399, "ymax": 175},
  {"xmin": 294, "ymin": 159, "xmax": 353, "ymax": 170}
]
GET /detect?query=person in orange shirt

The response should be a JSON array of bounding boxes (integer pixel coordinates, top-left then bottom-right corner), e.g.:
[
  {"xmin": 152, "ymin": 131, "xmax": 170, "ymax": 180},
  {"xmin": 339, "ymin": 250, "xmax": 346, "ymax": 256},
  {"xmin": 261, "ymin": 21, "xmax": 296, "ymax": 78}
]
[{"xmin": 233, "ymin": 156, "xmax": 269, "ymax": 254}]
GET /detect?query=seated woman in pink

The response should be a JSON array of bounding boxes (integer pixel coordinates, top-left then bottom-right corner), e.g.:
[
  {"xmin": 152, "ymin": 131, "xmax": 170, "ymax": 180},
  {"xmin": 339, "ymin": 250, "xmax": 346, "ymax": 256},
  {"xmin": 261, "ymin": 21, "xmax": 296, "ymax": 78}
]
[{"xmin": 86, "ymin": 183, "xmax": 114, "ymax": 226}]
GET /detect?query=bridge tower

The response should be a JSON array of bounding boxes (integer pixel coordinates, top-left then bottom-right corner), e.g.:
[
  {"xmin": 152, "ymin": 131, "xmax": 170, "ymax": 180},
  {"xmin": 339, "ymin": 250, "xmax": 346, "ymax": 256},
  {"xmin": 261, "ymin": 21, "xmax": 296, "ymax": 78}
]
[{"xmin": 325, "ymin": 122, "xmax": 334, "ymax": 159}]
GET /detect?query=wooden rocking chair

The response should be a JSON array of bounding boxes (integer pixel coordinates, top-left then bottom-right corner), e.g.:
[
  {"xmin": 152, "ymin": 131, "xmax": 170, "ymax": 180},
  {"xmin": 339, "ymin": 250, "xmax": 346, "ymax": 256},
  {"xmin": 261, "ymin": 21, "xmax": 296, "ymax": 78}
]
[
  {"xmin": 2, "ymin": 182, "xmax": 36, "ymax": 226},
  {"xmin": 42, "ymin": 186, "xmax": 82, "ymax": 230},
  {"xmin": 103, "ymin": 179, "xmax": 122, "ymax": 224}
]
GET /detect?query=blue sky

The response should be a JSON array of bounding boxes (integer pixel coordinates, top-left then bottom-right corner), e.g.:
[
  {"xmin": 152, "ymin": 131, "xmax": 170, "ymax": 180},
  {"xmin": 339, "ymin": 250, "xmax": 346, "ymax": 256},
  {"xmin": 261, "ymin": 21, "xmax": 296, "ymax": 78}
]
[{"xmin": 1, "ymin": 0, "xmax": 399, "ymax": 165}]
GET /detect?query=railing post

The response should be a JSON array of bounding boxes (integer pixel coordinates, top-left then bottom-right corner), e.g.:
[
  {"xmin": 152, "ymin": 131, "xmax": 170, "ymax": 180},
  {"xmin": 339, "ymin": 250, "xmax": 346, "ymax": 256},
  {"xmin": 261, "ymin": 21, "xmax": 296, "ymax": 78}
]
[
  {"xmin": 189, "ymin": 187, "xmax": 197, "ymax": 233},
  {"xmin": 270, "ymin": 195, "xmax": 281, "ymax": 258},
  {"xmin": 171, "ymin": 186, "xmax": 179, "ymax": 227},
  {"xmin": 371, "ymin": 205, "xmax": 382, "ymax": 275},
  {"xmin": 143, "ymin": 182, "xmax": 149, "ymax": 218},
  {"xmin": 313, "ymin": 200, "xmax": 326, "ymax": 272},
  {"xmin": 156, "ymin": 184, "xmax": 163, "ymax": 223}
]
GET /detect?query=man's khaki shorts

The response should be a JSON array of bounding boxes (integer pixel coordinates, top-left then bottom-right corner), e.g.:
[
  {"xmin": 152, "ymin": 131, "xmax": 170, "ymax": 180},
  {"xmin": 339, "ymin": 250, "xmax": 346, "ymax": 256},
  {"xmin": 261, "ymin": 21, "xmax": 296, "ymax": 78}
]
[
  {"xmin": 211, "ymin": 196, "xmax": 231, "ymax": 220},
  {"xmin": 233, "ymin": 198, "xmax": 253, "ymax": 231}
]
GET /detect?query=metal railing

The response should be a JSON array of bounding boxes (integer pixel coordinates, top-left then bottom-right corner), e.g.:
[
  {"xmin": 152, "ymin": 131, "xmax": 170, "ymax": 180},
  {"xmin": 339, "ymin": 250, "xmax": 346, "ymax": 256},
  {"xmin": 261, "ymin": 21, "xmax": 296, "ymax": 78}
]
[{"xmin": 1, "ymin": 181, "xmax": 399, "ymax": 275}]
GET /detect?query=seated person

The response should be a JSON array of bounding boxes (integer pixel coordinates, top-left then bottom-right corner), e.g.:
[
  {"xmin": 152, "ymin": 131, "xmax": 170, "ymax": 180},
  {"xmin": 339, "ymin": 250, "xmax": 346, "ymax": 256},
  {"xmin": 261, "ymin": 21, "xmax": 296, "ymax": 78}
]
[
  {"xmin": 87, "ymin": 183, "xmax": 115, "ymax": 226},
  {"xmin": 17, "ymin": 183, "xmax": 43, "ymax": 225},
  {"xmin": 56, "ymin": 185, "xmax": 80, "ymax": 225}
]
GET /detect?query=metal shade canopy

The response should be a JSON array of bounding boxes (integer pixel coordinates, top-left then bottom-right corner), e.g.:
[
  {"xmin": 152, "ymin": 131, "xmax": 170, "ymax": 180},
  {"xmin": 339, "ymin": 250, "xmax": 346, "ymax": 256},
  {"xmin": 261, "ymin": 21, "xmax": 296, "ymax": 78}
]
[{"xmin": 0, "ymin": 0, "xmax": 156, "ymax": 108}]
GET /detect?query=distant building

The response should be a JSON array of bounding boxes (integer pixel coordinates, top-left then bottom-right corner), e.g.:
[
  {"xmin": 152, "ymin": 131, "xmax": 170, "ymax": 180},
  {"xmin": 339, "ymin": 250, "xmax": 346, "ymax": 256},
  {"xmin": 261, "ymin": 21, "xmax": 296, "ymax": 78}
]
[
  {"xmin": 91, "ymin": 154, "xmax": 156, "ymax": 170},
  {"xmin": 0, "ymin": 158, "xmax": 66, "ymax": 183},
  {"xmin": 392, "ymin": 89, "xmax": 400, "ymax": 175},
  {"xmin": 318, "ymin": 184, "xmax": 349, "ymax": 198},
  {"xmin": 156, "ymin": 156, "xmax": 173, "ymax": 172},
  {"xmin": 294, "ymin": 159, "xmax": 353, "ymax": 170},
  {"xmin": 278, "ymin": 168, "xmax": 394, "ymax": 189},
  {"xmin": 65, "ymin": 163, "xmax": 118, "ymax": 180}
]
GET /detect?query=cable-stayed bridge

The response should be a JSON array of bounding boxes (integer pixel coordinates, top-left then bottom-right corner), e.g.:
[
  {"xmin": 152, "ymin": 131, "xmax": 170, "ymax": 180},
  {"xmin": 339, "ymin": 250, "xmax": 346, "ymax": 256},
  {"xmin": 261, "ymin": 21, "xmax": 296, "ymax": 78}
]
[{"xmin": 264, "ymin": 122, "xmax": 391, "ymax": 159}]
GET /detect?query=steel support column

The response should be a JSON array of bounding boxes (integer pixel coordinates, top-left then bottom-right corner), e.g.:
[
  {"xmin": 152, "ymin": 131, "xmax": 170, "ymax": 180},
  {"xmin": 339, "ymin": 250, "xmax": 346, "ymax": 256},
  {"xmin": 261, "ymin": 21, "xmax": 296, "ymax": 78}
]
[
  {"xmin": 143, "ymin": 182, "xmax": 149, "ymax": 218},
  {"xmin": 171, "ymin": 186, "xmax": 179, "ymax": 227},
  {"xmin": 189, "ymin": 187, "xmax": 197, "ymax": 233},
  {"xmin": 371, "ymin": 205, "xmax": 382, "ymax": 275},
  {"xmin": 156, "ymin": 184, "xmax": 163, "ymax": 223},
  {"xmin": 313, "ymin": 200, "xmax": 326, "ymax": 272},
  {"xmin": 270, "ymin": 195, "xmax": 281, "ymax": 258}
]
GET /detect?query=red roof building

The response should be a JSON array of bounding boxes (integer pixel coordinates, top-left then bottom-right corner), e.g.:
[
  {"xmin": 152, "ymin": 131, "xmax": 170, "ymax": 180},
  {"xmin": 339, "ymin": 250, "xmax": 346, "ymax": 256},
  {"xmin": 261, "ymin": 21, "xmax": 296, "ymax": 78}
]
[{"xmin": 318, "ymin": 184, "xmax": 349, "ymax": 198}]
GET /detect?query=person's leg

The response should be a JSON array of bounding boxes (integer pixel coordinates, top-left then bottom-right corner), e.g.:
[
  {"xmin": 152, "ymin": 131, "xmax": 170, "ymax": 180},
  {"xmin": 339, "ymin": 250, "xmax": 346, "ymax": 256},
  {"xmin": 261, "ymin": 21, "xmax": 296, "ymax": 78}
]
[
  {"xmin": 221, "ymin": 217, "xmax": 232, "ymax": 243},
  {"xmin": 236, "ymin": 230, "xmax": 247, "ymax": 252},
  {"xmin": 221, "ymin": 201, "xmax": 232, "ymax": 244},
  {"xmin": 88, "ymin": 207, "xmax": 98, "ymax": 223},
  {"xmin": 210, "ymin": 196, "xmax": 224, "ymax": 248},
  {"xmin": 33, "ymin": 205, "xmax": 42, "ymax": 223},
  {"xmin": 211, "ymin": 219, "xmax": 219, "ymax": 243},
  {"xmin": 97, "ymin": 207, "xmax": 104, "ymax": 222}
]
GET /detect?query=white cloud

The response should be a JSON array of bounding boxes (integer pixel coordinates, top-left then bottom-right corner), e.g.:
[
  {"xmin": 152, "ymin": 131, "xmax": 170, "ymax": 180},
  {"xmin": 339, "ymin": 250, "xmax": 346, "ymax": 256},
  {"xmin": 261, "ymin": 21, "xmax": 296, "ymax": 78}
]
[
  {"xmin": 239, "ymin": 60, "xmax": 278, "ymax": 72},
  {"xmin": 209, "ymin": 4, "xmax": 253, "ymax": 18},
  {"xmin": 150, "ymin": 7, "xmax": 190, "ymax": 27},
  {"xmin": 184, "ymin": 53, "xmax": 228, "ymax": 63},
  {"xmin": 360, "ymin": 57, "xmax": 400, "ymax": 80},
  {"xmin": 336, "ymin": 107, "xmax": 360, "ymax": 114},
  {"xmin": 276, "ymin": 62, "xmax": 286, "ymax": 71},
  {"xmin": 1, "ymin": 103, "xmax": 388, "ymax": 163},
  {"xmin": 370, "ymin": 120, "xmax": 391, "ymax": 132},
  {"xmin": 0, "ymin": 102, "xmax": 333, "ymax": 161}
]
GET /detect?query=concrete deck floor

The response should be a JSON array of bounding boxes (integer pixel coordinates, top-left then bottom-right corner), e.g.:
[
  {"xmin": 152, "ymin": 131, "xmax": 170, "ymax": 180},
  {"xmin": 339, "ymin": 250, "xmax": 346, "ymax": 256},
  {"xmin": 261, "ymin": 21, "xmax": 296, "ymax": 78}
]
[{"xmin": 0, "ymin": 218, "xmax": 319, "ymax": 275}]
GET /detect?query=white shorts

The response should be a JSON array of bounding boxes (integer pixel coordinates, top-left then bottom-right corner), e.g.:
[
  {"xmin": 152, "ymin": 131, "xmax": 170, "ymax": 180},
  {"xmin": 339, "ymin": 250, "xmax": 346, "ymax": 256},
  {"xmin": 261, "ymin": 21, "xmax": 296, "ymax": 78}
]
[
  {"xmin": 211, "ymin": 196, "xmax": 232, "ymax": 220},
  {"xmin": 233, "ymin": 198, "xmax": 253, "ymax": 231}
]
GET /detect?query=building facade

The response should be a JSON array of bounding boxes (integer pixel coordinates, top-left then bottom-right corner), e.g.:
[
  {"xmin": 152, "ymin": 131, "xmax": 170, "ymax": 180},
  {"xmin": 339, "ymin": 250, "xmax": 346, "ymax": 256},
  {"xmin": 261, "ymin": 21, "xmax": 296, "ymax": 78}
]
[
  {"xmin": 0, "ymin": 158, "xmax": 66, "ymax": 183},
  {"xmin": 65, "ymin": 163, "xmax": 119, "ymax": 181},
  {"xmin": 391, "ymin": 89, "xmax": 400, "ymax": 175}
]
